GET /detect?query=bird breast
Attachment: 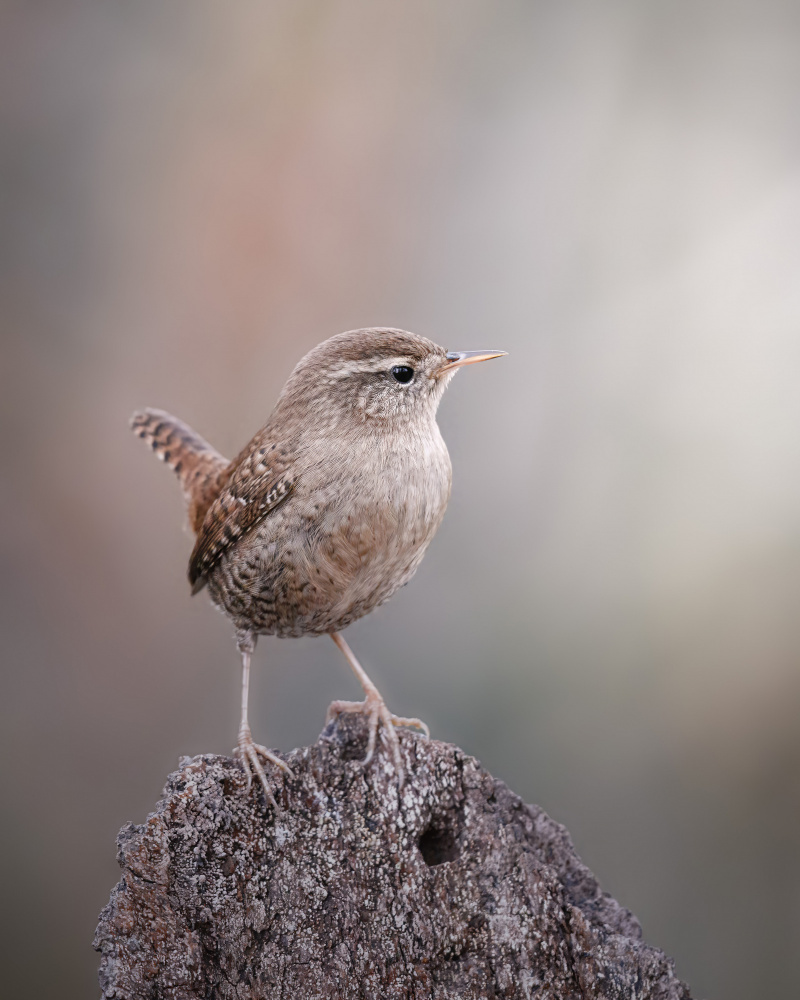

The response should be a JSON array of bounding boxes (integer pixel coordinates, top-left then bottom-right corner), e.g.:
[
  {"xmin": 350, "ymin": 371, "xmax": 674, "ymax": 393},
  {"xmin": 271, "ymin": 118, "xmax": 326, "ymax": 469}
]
[{"xmin": 210, "ymin": 422, "xmax": 452, "ymax": 637}]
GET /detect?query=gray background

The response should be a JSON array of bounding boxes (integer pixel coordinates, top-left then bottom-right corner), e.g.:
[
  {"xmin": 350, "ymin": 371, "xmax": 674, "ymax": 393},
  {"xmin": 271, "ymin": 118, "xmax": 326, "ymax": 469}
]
[{"xmin": 2, "ymin": 2, "xmax": 800, "ymax": 997}]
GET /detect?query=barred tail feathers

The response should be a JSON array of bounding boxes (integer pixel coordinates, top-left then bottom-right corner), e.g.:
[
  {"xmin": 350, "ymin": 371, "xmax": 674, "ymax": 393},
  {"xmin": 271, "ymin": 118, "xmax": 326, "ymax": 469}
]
[{"xmin": 130, "ymin": 408, "xmax": 230, "ymax": 534}]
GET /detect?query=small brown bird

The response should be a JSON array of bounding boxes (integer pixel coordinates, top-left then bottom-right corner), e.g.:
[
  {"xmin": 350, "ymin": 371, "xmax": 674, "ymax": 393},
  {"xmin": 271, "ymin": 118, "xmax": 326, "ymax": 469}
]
[{"xmin": 131, "ymin": 328, "xmax": 505, "ymax": 805}]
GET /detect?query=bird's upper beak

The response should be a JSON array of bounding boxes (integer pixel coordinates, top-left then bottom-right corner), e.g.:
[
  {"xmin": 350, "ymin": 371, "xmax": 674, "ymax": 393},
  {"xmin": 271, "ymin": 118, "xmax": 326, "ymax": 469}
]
[{"xmin": 438, "ymin": 349, "xmax": 508, "ymax": 374}]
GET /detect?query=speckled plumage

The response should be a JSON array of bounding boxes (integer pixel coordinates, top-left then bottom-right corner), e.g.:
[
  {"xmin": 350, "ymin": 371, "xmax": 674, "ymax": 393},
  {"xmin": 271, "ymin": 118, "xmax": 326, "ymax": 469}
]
[
  {"xmin": 192, "ymin": 330, "xmax": 454, "ymax": 638},
  {"xmin": 132, "ymin": 328, "xmax": 505, "ymax": 802}
]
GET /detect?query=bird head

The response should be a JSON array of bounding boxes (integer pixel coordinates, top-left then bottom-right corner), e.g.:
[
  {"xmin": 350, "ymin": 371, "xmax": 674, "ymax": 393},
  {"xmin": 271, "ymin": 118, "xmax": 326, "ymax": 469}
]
[{"xmin": 278, "ymin": 328, "xmax": 506, "ymax": 429}]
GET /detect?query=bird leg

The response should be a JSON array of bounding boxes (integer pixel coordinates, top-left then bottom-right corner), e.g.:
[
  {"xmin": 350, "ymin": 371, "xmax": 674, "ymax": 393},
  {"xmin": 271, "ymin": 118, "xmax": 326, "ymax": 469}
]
[
  {"xmin": 233, "ymin": 633, "xmax": 293, "ymax": 808},
  {"xmin": 326, "ymin": 631, "xmax": 429, "ymax": 785}
]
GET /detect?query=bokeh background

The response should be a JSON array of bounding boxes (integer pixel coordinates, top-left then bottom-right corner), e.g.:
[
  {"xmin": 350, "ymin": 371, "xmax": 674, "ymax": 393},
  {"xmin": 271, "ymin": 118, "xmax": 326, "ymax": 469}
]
[{"xmin": 2, "ymin": 1, "xmax": 800, "ymax": 996}]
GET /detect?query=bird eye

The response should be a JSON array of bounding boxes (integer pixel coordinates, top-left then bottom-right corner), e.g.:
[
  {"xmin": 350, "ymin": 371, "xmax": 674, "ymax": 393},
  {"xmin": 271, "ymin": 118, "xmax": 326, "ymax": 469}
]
[{"xmin": 391, "ymin": 366, "xmax": 414, "ymax": 384}]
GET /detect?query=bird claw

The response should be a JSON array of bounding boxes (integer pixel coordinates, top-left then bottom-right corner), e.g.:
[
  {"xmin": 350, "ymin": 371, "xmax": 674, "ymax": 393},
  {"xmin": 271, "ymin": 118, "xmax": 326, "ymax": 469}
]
[
  {"xmin": 389, "ymin": 714, "xmax": 430, "ymax": 739},
  {"xmin": 234, "ymin": 726, "xmax": 293, "ymax": 808},
  {"xmin": 326, "ymin": 694, "xmax": 430, "ymax": 787}
]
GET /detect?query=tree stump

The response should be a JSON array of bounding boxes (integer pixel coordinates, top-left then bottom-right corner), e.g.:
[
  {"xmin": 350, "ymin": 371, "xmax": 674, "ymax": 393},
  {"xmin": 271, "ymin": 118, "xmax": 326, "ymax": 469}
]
[{"xmin": 94, "ymin": 715, "xmax": 692, "ymax": 999}]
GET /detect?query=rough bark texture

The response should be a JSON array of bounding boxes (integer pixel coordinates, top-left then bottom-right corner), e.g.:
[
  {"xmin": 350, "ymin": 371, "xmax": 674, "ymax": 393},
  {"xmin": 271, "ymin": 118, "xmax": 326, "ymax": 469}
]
[{"xmin": 95, "ymin": 715, "xmax": 692, "ymax": 999}]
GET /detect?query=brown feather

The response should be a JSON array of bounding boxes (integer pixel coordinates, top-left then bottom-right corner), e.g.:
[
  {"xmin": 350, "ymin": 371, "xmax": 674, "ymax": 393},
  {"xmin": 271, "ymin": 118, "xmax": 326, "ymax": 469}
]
[
  {"xmin": 187, "ymin": 434, "xmax": 295, "ymax": 593},
  {"xmin": 130, "ymin": 408, "xmax": 230, "ymax": 533}
]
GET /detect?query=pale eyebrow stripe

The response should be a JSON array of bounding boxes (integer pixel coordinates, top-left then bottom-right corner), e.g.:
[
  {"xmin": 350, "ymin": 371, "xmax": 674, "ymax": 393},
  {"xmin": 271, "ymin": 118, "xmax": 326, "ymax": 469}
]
[{"xmin": 325, "ymin": 358, "xmax": 415, "ymax": 378}]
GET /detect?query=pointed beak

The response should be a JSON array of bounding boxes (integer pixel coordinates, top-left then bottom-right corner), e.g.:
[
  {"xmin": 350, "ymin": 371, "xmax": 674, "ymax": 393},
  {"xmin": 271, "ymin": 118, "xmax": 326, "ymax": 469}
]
[{"xmin": 438, "ymin": 349, "xmax": 508, "ymax": 374}]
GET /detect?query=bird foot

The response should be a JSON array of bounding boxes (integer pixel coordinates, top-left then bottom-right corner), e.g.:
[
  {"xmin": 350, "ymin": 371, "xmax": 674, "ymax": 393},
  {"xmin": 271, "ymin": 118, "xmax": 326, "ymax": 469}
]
[
  {"xmin": 233, "ymin": 724, "xmax": 293, "ymax": 808},
  {"xmin": 326, "ymin": 692, "xmax": 429, "ymax": 786}
]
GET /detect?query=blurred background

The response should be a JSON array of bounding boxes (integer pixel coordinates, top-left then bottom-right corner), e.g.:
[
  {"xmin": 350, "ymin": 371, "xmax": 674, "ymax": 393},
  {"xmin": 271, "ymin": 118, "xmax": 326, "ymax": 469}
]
[{"xmin": 2, "ymin": 1, "xmax": 800, "ymax": 996}]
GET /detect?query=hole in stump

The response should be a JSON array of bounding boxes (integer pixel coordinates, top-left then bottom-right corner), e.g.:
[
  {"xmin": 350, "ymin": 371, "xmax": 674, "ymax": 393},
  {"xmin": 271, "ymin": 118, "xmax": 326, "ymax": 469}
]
[{"xmin": 418, "ymin": 819, "xmax": 460, "ymax": 866}]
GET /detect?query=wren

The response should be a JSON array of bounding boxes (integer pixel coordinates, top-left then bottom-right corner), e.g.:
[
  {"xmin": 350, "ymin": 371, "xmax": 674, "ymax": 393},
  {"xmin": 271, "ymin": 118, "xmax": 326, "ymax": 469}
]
[{"xmin": 131, "ymin": 328, "xmax": 506, "ymax": 806}]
